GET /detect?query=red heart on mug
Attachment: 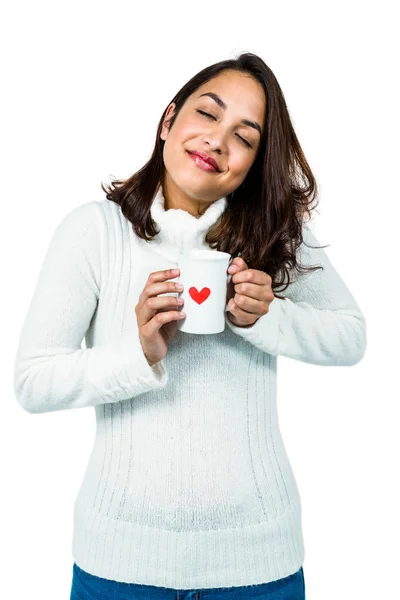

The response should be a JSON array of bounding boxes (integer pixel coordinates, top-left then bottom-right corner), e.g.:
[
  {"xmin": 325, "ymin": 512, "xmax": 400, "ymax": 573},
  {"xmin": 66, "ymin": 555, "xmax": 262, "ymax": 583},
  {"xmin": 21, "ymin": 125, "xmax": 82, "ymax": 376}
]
[{"xmin": 189, "ymin": 287, "xmax": 211, "ymax": 305}]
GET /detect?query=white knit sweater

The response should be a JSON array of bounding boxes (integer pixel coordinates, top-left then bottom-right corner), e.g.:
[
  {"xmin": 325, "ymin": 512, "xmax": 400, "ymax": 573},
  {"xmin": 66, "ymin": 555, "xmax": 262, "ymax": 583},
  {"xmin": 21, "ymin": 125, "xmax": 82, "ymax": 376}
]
[{"xmin": 13, "ymin": 184, "xmax": 367, "ymax": 589}]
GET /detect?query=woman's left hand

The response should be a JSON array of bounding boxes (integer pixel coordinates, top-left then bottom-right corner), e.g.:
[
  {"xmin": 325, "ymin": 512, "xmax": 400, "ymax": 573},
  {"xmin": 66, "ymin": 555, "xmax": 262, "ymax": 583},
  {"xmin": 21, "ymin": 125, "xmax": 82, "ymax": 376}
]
[{"xmin": 226, "ymin": 257, "xmax": 275, "ymax": 328}]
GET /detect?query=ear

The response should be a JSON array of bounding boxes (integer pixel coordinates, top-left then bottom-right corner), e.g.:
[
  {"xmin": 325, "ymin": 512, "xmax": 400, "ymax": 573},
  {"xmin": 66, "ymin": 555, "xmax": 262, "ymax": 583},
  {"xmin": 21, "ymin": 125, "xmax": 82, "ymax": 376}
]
[{"xmin": 160, "ymin": 103, "xmax": 176, "ymax": 141}]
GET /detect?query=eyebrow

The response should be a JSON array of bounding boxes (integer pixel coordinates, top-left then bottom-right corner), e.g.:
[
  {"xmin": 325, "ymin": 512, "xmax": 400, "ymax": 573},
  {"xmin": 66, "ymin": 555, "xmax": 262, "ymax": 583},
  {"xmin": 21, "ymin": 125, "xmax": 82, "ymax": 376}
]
[{"xmin": 197, "ymin": 92, "xmax": 262, "ymax": 136}]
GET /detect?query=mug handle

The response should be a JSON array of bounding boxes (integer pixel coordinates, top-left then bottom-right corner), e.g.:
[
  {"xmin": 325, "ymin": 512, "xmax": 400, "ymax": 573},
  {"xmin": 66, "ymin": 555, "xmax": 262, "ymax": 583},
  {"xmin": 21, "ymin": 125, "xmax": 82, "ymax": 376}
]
[
  {"xmin": 225, "ymin": 271, "xmax": 232, "ymax": 312},
  {"xmin": 225, "ymin": 252, "xmax": 241, "ymax": 312}
]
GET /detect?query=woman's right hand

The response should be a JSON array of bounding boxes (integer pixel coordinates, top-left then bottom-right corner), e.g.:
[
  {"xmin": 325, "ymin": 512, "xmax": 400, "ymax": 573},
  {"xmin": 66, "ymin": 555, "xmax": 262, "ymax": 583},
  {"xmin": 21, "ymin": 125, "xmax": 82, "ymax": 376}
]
[{"xmin": 135, "ymin": 268, "xmax": 185, "ymax": 366}]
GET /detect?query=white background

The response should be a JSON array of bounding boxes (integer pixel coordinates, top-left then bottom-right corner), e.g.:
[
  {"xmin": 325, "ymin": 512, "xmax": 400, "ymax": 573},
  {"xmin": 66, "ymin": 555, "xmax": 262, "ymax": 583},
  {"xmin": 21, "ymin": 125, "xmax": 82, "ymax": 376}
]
[{"xmin": 2, "ymin": 1, "xmax": 399, "ymax": 598}]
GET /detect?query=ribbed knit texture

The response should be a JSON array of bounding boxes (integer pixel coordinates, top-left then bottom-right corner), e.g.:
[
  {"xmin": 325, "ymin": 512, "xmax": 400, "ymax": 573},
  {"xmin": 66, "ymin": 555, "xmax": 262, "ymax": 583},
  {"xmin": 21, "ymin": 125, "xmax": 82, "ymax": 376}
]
[{"xmin": 13, "ymin": 184, "xmax": 367, "ymax": 589}]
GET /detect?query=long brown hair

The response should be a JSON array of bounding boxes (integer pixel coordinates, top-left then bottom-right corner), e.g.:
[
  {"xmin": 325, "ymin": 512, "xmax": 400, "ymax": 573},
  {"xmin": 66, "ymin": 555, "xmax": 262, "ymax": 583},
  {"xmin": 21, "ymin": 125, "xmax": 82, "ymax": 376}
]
[{"xmin": 101, "ymin": 52, "xmax": 326, "ymax": 299}]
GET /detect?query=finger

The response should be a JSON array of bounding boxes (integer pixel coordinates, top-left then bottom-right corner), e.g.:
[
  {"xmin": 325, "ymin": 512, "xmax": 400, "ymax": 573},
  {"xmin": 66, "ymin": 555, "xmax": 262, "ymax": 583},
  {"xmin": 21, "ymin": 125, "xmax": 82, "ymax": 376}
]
[
  {"xmin": 146, "ymin": 268, "xmax": 180, "ymax": 285},
  {"xmin": 143, "ymin": 281, "xmax": 182, "ymax": 301},
  {"xmin": 231, "ymin": 268, "xmax": 272, "ymax": 287},
  {"xmin": 138, "ymin": 296, "xmax": 183, "ymax": 326},
  {"xmin": 143, "ymin": 309, "xmax": 185, "ymax": 337},
  {"xmin": 231, "ymin": 293, "xmax": 266, "ymax": 316},
  {"xmin": 233, "ymin": 281, "xmax": 265, "ymax": 302},
  {"xmin": 149, "ymin": 295, "xmax": 183, "ymax": 314},
  {"xmin": 234, "ymin": 281, "xmax": 275, "ymax": 304},
  {"xmin": 139, "ymin": 280, "xmax": 180, "ymax": 307},
  {"xmin": 228, "ymin": 256, "xmax": 248, "ymax": 273},
  {"xmin": 227, "ymin": 299, "xmax": 260, "ymax": 325}
]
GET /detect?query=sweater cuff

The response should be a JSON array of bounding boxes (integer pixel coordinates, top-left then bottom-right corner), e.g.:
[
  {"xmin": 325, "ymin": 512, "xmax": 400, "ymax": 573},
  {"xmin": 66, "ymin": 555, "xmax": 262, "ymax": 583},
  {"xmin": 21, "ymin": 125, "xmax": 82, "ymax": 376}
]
[
  {"xmin": 224, "ymin": 296, "xmax": 284, "ymax": 356},
  {"xmin": 91, "ymin": 332, "xmax": 169, "ymax": 402},
  {"xmin": 122, "ymin": 333, "xmax": 168, "ymax": 387},
  {"xmin": 148, "ymin": 357, "xmax": 167, "ymax": 379}
]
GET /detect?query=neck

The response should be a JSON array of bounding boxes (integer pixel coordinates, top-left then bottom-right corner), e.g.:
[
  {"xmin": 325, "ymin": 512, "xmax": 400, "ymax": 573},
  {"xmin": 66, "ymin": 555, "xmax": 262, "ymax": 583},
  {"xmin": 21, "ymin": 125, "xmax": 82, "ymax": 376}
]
[
  {"xmin": 146, "ymin": 183, "xmax": 228, "ymax": 263},
  {"xmin": 162, "ymin": 173, "xmax": 216, "ymax": 217}
]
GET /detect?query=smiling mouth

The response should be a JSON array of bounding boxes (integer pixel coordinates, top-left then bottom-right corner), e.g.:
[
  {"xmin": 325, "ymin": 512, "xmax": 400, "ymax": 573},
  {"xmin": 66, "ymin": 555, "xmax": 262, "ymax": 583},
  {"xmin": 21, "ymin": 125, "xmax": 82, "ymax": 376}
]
[{"xmin": 187, "ymin": 151, "xmax": 221, "ymax": 173}]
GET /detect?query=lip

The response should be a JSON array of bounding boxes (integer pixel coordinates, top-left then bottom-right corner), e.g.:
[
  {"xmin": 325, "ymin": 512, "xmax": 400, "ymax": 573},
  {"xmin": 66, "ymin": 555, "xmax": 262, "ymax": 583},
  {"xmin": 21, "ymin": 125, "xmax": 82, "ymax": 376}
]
[{"xmin": 187, "ymin": 151, "xmax": 220, "ymax": 172}]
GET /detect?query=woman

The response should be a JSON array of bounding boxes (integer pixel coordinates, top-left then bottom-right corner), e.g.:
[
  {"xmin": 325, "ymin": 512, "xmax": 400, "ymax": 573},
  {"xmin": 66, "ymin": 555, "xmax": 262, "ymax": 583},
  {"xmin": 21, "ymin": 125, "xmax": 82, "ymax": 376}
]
[{"xmin": 13, "ymin": 52, "xmax": 366, "ymax": 599}]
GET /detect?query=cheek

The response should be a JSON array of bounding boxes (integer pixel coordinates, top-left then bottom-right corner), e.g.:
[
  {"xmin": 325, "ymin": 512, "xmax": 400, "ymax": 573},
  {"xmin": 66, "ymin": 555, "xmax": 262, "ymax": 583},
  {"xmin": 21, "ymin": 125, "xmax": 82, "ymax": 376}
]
[
  {"xmin": 227, "ymin": 154, "xmax": 253, "ymax": 181},
  {"xmin": 163, "ymin": 127, "xmax": 185, "ymax": 166},
  {"xmin": 163, "ymin": 126, "xmax": 197, "ymax": 172},
  {"xmin": 175, "ymin": 114, "xmax": 200, "ymax": 136},
  {"xmin": 165, "ymin": 119, "xmax": 200, "ymax": 153}
]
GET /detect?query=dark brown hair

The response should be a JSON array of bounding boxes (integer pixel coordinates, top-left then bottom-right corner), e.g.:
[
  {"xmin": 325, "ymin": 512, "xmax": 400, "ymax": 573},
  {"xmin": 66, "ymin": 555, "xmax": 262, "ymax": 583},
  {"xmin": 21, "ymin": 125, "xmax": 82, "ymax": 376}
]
[{"xmin": 101, "ymin": 51, "xmax": 326, "ymax": 299}]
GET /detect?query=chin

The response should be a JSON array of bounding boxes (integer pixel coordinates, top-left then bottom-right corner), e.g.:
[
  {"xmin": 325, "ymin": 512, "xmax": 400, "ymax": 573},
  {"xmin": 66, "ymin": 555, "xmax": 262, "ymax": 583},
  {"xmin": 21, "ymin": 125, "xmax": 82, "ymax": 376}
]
[{"xmin": 182, "ymin": 179, "xmax": 218, "ymax": 201}]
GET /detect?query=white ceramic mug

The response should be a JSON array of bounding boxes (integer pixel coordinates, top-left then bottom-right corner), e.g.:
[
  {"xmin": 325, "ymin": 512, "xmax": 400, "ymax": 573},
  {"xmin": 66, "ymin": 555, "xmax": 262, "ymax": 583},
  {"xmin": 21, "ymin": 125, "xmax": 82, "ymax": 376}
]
[{"xmin": 176, "ymin": 249, "xmax": 233, "ymax": 334}]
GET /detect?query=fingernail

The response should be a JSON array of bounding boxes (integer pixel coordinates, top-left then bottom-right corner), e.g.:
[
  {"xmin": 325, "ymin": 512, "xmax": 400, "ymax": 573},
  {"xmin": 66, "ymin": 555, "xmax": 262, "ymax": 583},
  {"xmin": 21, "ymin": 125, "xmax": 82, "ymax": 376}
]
[{"xmin": 229, "ymin": 265, "xmax": 239, "ymax": 272}]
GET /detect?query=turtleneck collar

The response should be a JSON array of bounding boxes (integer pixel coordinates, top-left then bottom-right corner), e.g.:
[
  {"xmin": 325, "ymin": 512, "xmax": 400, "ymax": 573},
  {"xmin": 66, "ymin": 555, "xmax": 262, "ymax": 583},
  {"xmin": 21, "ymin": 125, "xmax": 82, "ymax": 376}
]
[{"xmin": 147, "ymin": 183, "xmax": 228, "ymax": 263}]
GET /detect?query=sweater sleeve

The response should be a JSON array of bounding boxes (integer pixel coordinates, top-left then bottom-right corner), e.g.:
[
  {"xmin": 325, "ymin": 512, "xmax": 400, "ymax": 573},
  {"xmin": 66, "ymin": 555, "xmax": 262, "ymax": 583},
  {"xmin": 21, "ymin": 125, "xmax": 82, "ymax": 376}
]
[
  {"xmin": 13, "ymin": 201, "xmax": 168, "ymax": 414},
  {"xmin": 225, "ymin": 223, "xmax": 367, "ymax": 366}
]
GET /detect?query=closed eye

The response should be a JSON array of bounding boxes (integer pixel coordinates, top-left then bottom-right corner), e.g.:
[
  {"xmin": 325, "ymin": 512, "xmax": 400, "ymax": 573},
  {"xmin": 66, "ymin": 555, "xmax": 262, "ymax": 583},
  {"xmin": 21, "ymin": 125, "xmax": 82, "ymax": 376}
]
[{"xmin": 195, "ymin": 110, "xmax": 252, "ymax": 148}]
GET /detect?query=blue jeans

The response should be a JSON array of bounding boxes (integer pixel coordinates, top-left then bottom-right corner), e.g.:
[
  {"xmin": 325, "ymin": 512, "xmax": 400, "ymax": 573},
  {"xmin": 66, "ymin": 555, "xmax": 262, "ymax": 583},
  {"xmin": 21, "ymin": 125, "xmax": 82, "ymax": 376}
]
[{"xmin": 70, "ymin": 563, "xmax": 306, "ymax": 599}]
